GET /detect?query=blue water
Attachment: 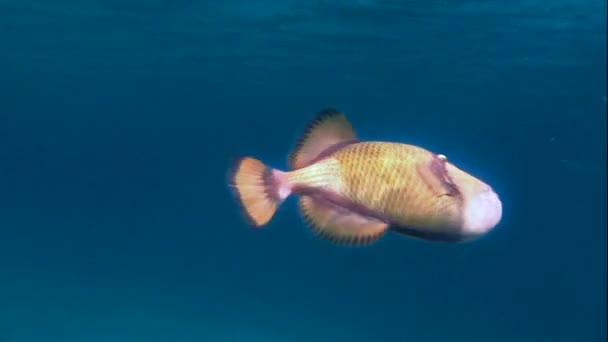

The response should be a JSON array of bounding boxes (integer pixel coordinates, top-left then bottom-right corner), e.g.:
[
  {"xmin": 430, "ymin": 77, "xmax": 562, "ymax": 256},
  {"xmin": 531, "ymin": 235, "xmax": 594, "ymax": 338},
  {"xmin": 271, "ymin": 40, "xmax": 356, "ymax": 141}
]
[{"xmin": 0, "ymin": 1, "xmax": 606, "ymax": 341}]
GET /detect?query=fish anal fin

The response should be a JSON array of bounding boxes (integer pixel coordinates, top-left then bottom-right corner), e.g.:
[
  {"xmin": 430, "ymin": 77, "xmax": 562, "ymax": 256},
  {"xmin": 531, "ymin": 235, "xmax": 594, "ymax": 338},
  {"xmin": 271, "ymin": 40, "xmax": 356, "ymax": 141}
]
[
  {"xmin": 288, "ymin": 108, "xmax": 357, "ymax": 170},
  {"xmin": 299, "ymin": 195, "xmax": 388, "ymax": 246}
]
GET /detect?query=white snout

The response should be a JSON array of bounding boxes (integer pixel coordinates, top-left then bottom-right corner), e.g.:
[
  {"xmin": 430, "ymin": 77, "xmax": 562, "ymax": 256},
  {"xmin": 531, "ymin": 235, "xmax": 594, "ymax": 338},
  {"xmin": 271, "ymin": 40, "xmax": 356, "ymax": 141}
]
[{"xmin": 462, "ymin": 187, "xmax": 503, "ymax": 236}]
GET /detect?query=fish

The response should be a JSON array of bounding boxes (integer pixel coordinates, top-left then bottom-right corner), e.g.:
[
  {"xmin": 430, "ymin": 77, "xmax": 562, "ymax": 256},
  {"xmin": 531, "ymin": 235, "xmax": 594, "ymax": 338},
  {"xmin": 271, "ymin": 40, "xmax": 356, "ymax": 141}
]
[{"xmin": 227, "ymin": 108, "xmax": 502, "ymax": 245}]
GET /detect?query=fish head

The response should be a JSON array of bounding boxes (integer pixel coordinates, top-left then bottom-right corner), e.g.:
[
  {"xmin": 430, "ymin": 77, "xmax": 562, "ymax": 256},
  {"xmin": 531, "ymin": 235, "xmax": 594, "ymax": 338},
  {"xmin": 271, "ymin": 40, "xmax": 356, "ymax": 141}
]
[{"xmin": 444, "ymin": 162, "xmax": 503, "ymax": 239}]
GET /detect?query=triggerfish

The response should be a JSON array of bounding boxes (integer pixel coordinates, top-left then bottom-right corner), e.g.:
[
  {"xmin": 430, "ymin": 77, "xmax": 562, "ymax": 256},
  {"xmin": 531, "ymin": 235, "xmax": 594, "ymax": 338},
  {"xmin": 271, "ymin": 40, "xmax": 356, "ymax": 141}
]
[{"xmin": 228, "ymin": 108, "xmax": 502, "ymax": 245}]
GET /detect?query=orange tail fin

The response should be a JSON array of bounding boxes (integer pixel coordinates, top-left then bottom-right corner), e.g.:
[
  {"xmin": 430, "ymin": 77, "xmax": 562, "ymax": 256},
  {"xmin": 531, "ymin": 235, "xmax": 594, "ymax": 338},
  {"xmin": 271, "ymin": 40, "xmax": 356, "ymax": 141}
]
[{"xmin": 228, "ymin": 157, "xmax": 290, "ymax": 228}]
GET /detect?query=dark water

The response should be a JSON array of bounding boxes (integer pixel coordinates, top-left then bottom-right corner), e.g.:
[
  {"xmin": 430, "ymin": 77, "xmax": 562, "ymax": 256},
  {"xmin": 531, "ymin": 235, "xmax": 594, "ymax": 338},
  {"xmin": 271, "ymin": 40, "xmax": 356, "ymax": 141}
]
[{"xmin": 0, "ymin": 1, "xmax": 606, "ymax": 341}]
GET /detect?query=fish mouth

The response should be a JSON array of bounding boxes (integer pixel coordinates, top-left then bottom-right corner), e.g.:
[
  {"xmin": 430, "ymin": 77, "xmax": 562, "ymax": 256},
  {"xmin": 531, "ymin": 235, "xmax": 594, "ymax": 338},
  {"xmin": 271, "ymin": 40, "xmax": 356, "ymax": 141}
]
[{"xmin": 461, "ymin": 187, "xmax": 503, "ymax": 236}]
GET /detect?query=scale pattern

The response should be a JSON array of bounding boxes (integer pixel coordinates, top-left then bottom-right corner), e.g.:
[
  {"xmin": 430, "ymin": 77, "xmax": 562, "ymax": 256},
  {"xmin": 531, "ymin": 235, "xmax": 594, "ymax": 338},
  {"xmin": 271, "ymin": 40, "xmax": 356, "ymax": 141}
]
[{"xmin": 333, "ymin": 142, "xmax": 463, "ymax": 231}]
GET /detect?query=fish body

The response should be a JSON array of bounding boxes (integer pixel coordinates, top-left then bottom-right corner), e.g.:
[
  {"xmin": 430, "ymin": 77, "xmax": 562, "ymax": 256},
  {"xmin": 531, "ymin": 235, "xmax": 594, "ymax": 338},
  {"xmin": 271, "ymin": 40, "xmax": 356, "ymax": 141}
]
[{"xmin": 229, "ymin": 109, "xmax": 502, "ymax": 245}]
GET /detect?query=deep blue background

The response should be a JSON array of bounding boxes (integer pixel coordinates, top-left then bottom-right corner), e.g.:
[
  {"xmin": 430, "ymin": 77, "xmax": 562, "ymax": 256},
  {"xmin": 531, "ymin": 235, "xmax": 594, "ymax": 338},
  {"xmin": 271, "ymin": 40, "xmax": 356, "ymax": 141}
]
[{"xmin": 0, "ymin": 1, "xmax": 606, "ymax": 341}]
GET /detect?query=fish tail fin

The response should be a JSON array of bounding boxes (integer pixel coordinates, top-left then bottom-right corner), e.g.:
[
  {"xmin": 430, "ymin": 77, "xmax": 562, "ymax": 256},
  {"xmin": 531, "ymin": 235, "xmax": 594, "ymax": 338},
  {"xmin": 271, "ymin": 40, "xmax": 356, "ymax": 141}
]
[{"xmin": 228, "ymin": 156, "xmax": 291, "ymax": 228}]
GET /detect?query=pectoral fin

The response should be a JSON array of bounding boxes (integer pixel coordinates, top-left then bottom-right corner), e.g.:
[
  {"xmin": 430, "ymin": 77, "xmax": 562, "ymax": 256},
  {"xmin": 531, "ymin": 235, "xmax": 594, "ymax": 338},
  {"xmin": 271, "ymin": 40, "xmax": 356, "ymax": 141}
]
[{"xmin": 417, "ymin": 154, "xmax": 460, "ymax": 197}]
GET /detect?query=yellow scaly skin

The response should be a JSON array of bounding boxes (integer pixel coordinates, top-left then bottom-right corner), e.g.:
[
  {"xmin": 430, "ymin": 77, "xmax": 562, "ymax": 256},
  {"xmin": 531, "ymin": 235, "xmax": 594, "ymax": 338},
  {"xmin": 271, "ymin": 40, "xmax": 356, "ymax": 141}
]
[{"xmin": 286, "ymin": 141, "xmax": 488, "ymax": 236}]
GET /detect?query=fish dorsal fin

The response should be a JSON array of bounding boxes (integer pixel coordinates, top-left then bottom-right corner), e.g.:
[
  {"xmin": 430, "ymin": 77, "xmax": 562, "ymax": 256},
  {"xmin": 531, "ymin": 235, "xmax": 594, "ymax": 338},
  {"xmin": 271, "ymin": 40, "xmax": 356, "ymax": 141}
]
[
  {"xmin": 299, "ymin": 195, "xmax": 388, "ymax": 246},
  {"xmin": 288, "ymin": 108, "xmax": 357, "ymax": 170}
]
